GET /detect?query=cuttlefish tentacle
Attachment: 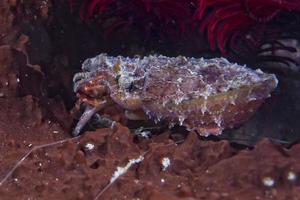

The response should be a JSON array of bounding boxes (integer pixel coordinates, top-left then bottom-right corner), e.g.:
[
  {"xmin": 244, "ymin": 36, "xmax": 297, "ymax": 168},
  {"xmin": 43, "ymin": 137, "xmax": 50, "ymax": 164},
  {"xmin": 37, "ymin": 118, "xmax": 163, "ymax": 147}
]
[{"xmin": 73, "ymin": 100, "xmax": 107, "ymax": 136}]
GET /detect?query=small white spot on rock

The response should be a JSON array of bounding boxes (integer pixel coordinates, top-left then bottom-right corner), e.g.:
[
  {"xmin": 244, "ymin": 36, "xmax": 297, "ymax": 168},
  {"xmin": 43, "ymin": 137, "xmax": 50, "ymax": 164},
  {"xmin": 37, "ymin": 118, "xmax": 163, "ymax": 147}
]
[
  {"xmin": 287, "ymin": 171, "xmax": 297, "ymax": 182},
  {"xmin": 262, "ymin": 177, "xmax": 275, "ymax": 187},
  {"xmin": 134, "ymin": 127, "xmax": 151, "ymax": 139},
  {"xmin": 161, "ymin": 157, "xmax": 171, "ymax": 171},
  {"xmin": 161, "ymin": 178, "xmax": 165, "ymax": 183},
  {"xmin": 84, "ymin": 143, "xmax": 95, "ymax": 151}
]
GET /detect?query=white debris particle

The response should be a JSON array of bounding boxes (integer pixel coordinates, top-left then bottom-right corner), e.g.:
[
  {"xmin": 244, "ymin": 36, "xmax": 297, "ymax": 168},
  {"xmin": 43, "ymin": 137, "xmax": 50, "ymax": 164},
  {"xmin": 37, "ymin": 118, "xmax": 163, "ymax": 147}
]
[
  {"xmin": 16, "ymin": 78, "xmax": 20, "ymax": 83},
  {"xmin": 287, "ymin": 171, "xmax": 297, "ymax": 182},
  {"xmin": 161, "ymin": 178, "xmax": 165, "ymax": 183},
  {"xmin": 140, "ymin": 131, "xmax": 151, "ymax": 138},
  {"xmin": 262, "ymin": 177, "xmax": 275, "ymax": 187},
  {"xmin": 53, "ymin": 130, "xmax": 59, "ymax": 134},
  {"xmin": 84, "ymin": 143, "xmax": 95, "ymax": 151},
  {"xmin": 134, "ymin": 127, "xmax": 151, "ymax": 139},
  {"xmin": 110, "ymin": 155, "xmax": 144, "ymax": 183},
  {"xmin": 161, "ymin": 157, "xmax": 171, "ymax": 171}
]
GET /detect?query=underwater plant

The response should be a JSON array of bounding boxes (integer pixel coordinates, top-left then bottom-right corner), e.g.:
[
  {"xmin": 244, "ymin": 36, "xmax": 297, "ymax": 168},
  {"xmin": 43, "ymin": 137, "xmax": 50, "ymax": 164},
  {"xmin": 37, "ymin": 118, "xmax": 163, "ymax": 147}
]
[
  {"xmin": 195, "ymin": 0, "xmax": 300, "ymax": 54},
  {"xmin": 68, "ymin": 0, "xmax": 195, "ymax": 39},
  {"xmin": 69, "ymin": 0, "xmax": 300, "ymax": 71}
]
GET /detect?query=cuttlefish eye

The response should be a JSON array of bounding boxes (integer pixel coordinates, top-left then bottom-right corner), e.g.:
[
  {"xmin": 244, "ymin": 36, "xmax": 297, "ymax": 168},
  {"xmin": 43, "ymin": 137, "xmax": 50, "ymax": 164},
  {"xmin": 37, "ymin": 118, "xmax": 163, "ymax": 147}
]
[{"xmin": 118, "ymin": 75, "xmax": 134, "ymax": 91}]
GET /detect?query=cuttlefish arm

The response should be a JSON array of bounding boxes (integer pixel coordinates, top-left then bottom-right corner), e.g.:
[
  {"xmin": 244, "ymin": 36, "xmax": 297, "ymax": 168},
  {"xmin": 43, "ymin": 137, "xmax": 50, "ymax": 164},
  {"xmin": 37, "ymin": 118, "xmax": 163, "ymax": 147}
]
[{"xmin": 73, "ymin": 101, "xmax": 107, "ymax": 136}]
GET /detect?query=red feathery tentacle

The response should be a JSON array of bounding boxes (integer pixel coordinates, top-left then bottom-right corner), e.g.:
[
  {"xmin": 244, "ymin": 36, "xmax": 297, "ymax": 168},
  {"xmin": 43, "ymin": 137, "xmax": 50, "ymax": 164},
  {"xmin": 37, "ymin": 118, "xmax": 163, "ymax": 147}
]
[
  {"xmin": 195, "ymin": 0, "xmax": 236, "ymax": 19},
  {"xmin": 244, "ymin": 0, "xmax": 282, "ymax": 22},
  {"xmin": 216, "ymin": 14, "xmax": 253, "ymax": 54},
  {"xmin": 69, "ymin": 0, "xmax": 300, "ymax": 54},
  {"xmin": 196, "ymin": 0, "xmax": 300, "ymax": 53},
  {"xmin": 206, "ymin": 5, "xmax": 244, "ymax": 50},
  {"xmin": 143, "ymin": 0, "xmax": 152, "ymax": 12},
  {"xmin": 70, "ymin": 0, "xmax": 195, "ymax": 39},
  {"xmin": 104, "ymin": 20, "xmax": 130, "ymax": 38},
  {"xmin": 279, "ymin": 0, "xmax": 300, "ymax": 11},
  {"xmin": 87, "ymin": 0, "xmax": 115, "ymax": 18}
]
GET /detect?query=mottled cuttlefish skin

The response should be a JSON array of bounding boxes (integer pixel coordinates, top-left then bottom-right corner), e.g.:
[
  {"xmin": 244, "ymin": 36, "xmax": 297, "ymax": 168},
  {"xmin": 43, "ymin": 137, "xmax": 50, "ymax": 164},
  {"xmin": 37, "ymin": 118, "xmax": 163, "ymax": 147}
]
[{"xmin": 72, "ymin": 54, "xmax": 278, "ymax": 136}]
